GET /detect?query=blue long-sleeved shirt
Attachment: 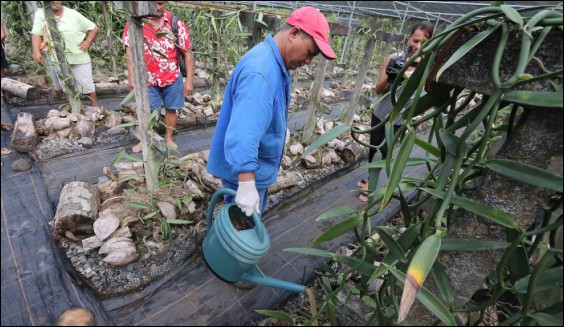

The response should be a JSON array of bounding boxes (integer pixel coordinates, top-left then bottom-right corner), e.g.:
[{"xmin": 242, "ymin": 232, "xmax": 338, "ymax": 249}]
[{"xmin": 207, "ymin": 34, "xmax": 291, "ymax": 189}]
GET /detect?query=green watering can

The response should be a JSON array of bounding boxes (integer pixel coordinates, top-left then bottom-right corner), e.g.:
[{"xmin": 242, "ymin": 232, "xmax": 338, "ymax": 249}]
[{"xmin": 203, "ymin": 188, "xmax": 306, "ymax": 293}]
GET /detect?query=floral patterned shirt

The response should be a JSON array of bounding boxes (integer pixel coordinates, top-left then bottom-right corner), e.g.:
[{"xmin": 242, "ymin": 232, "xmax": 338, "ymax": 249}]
[{"xmin": 122, "ymin": 10, "xmax": 192, "ymax": 87}]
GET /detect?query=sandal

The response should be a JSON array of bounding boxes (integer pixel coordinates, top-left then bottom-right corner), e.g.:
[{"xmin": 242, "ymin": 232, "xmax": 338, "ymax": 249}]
[
  {"xmin": 131, "ymin": 143, "xmax": 142, "ymax": 153},
  {"xmin": 358, "ymin": 190, "xmax": 368, "ymax": 202},
  {"xmin": 356, "ymin": 179, "xmax": 368, "ymax": 188},
  {"xmin": 1, "ymin": 121, "xmax": 12, "ymax": 131}
]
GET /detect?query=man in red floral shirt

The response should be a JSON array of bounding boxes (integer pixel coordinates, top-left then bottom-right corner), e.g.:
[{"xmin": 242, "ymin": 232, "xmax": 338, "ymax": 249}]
[{"xmin": 122, "ymin": 1, "xmax": 194, "ymax": 153}]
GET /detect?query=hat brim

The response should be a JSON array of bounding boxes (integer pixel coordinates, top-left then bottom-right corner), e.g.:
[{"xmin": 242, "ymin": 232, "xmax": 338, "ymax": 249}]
[{"xmin": 313, "ymin": 37, "xmax": 336, "ymax": 60}]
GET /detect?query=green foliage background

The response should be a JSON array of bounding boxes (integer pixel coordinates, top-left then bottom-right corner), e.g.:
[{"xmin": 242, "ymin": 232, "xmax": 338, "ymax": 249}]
[{"xmin": 0, "ymin": 1, "xmax": 408, "ymax": 82}]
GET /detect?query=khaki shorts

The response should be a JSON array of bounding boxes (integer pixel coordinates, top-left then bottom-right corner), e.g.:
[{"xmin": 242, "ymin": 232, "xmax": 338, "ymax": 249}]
[{"xmin": 54, "ymin": 62, "xmax": 95, "ymax": 94}]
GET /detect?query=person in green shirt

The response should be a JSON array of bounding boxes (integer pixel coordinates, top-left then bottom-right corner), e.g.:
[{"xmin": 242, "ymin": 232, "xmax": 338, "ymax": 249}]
[{"xmin": 31, "ymin": 1, "xmax": 100, "ymax": 108}]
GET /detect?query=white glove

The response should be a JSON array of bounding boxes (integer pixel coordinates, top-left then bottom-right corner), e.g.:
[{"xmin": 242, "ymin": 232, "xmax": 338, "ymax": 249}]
[{"xmin": 235, "ymin": 180, "xmax": 260, "ymax": 216}]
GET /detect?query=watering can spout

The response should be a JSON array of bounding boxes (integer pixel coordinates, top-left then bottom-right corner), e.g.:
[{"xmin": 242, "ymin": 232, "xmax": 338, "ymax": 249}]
[{"xmin": 239, "ymin": 266, "xmax": 306, "ymax": 293}]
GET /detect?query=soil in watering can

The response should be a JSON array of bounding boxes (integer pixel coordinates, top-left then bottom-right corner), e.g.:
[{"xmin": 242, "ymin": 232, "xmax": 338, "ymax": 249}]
[{"xmin": 228, "ymin": 206, "xmax": 255, "ymax": 231}]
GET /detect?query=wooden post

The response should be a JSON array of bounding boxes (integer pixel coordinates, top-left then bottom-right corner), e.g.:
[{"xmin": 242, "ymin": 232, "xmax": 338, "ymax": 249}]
[
  {"xmin": 302, "ymin": 56, "xmax": 328, "ymax": 144},
  {"xmin": 117, "ymin": 1, "xmax": 159, "ymax": 192},
  {"xmin": 212, "ymin": 11, "xmax": 223, "ymax": 103},
  {"xmin": 345, "ymin": 34, "xmax": 376, "ymax": 125},
  {"xmin": 302, "ymin": 22, "xmax": 350, "ymax": 144},
  {"xmin": 43, "ymin": 1, "xmax": 83, "ymax": 114},
  {"xmin": 339, "ymin": 4, "xmax": 356, "ymax": 65},
  {"xmin": 102, "ymin": 1, "xmax": 118, "ymax": 79},
  {"xmin": 347, "ymin": 36, "xmax": 360, "ymax": 67},
  {"xmin": 239, "ymin": 12, "xmax": 281, "ymax": 50}
]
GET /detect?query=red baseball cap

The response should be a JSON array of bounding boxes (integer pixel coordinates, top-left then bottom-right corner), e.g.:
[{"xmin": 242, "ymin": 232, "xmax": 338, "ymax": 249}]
[{"xmin": 286, "ymin": 7, "xmax": 336, "ymax": 60}]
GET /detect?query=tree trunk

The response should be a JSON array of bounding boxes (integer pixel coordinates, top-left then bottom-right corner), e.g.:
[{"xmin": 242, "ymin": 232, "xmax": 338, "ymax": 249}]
[
  {"xmin": 301, "ymin": 157, "xmax": 321, "ymax": 169},
  {"xmin": 302, "ymin": 57, "xmax": 329, "ymax": 143},
  {"xmin": 120, "ymin": 1, "xmax": 159, "ymax": 192},
  {"xmin": 345, "ymin": 36, "xmax": 376, "ymax": 125},
  {"xmin": 212, "ymin": 12, "xmax": 223, "ymax": 104},
  {"xmin": 347, "ymin": 36, "xmax": 360, "ymax": 67},
  {"xmin": 102, "ymin": 1, "xmax": 118, "ymax": 79},
  {"xmin": 190, "ymin": 162, "xmax": 222, "ymax": 193},
  {"xmin": 114, "ymin": 161, "xmax": 144, "ymax": 179},
  {"xmin": 53, "ymin": 181, "xmax": 100, "ymax": 238},
  {"xmin": 339, "ymin": 139, "xmax": 369, "ymax": 164},
  {"xmin": 0, "ymin": 78, "xmax": 41, "ymax": 99},
  {"xmin": 10, "ymin": 112, "xmax": 38, "ymax": 152},
  {"xmin": 95, "ymin": 82, "xmax": 129, "ymax": 96},
  {"xmin": 176, "ymin": 111, "xmax": 197, "ymax": 127},
  {"xmin": 268, "ymin": 175, "xmax": 297, "ymax": 194},
  {"xmin": 179, "ymin": 149, "xmax": 209, "ymax": 162}
]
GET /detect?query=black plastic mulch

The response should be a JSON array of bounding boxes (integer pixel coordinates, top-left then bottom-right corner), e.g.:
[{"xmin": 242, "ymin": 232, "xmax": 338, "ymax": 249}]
[
  {"xmin": 1, "ymin": 98, "xmax": 431, "ymax": 325},
  {"xmin": 1, "ymin": 101, "xmax": 112, "ymax": 325}
]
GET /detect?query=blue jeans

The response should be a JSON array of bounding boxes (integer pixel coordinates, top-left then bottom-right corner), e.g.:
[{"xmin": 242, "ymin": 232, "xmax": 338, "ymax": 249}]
[
  {"xmin": 148, "ymin": 76, "xmax": 184, "ymax": 111},
  {"xmin": 221, "ymin": 179, "xmax": 268, "ymax": 218}
]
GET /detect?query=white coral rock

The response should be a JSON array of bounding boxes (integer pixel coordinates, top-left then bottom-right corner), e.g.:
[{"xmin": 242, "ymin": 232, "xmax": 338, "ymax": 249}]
[{"xmin": 93, "ymin": 210, "xmax": 120, "ymax": 241}]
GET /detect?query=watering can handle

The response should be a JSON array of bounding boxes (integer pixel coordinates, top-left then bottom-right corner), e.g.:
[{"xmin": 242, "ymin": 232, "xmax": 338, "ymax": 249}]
[{"xmin": 206, "ymin": 188, "xmax": 265, "ymax": 242}]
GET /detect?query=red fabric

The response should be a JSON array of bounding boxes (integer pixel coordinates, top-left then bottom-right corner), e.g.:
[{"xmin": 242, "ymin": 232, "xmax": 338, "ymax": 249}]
[
  {"xmin": 122, "ymin": 10, "xmax": 192, "ymax": 87},
  {"xmin": 286, "ymin": 6, "xmax": 336, "ymax": 59}
]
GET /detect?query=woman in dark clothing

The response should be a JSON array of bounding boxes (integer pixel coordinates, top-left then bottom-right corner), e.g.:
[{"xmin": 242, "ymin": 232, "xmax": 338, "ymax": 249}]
[{"xmin": 358, "ymin": 21, "xmax": 434, "ymax": 201}]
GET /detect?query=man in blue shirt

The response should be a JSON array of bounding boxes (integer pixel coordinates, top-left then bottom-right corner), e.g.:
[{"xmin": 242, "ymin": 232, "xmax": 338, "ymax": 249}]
[{"xmin": 207, "ymin": 7, "xmax": 336, "ymax": 217}]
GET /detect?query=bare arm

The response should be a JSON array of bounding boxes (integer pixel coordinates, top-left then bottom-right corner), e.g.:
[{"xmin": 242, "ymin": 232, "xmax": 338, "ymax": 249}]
[
  {"xmin": 178, "ymin": 20, "xmax": 195, "ymax": 96},
  {"xmin": 183, "ymin": 51, "xmax": 194, "ymax": 96},
  {"xmin": 238, "ymin": 171, "xmax": 255, "ymax": 182},
  {"xmin": 79, "ymin": 25, "xmax": 99, "ymax": 51},
  {"xmin": 125, "ymin": 47, "xmax": 135, "ymax": 91},
  {"xmin": 1, "ymin": 23, "xmax": 5, "ymax": 42},
  {"xmin": 31, "ymin": 34, "xmax": 44, "ymax": 64}
]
